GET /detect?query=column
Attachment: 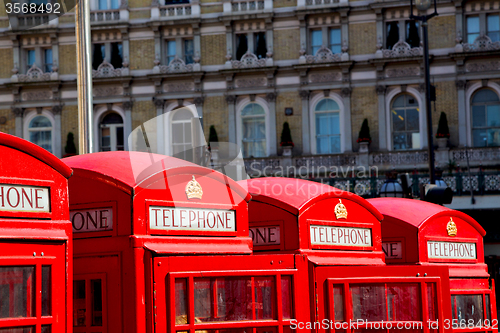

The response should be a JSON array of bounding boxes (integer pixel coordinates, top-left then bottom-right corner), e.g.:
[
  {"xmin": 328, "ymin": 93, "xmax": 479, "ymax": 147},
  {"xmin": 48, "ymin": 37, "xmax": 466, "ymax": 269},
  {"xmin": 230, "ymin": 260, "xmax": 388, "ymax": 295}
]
[
  {"xmin": 225, "ymin": 22, "xmax": 233, "ymax": 67},
  {"xmin": 121, "ymin": 28, "xmax": 130, "ymax": 68},
  {"xmin": 52, "ymin": 104, "xmax": 63, "ymax": 158},
  {"xmin": 12, "ymin": 107, "xmax": 24, "ymax": 138},
  {"xmin": 154, "ymin": 27, "xmax": 162, "ymax": 65},
  {"xmin": 299, "ymin": 90, "xmax": 310, "ymax": 154},
  {"xmin": 226, "ymin": 95, "xmax": 236, "ymax": 144},
  {"xmin": 123, "ymin": 101, "xmax": 133, "ymax": 151},
  {"xmin": 194, "ymin": 96, "xmax": 204, "ymax": 129},
  {"xmin": 266, "ymin": 92, "xmax": 277, "ymax": 156},
  {"xmin": 341, "ymin": 87, "xmax": 353, "ymax": 152},
  {"xmin": 376, "ymin": 85, "xmax": 387, "ymax": 150},
  {"xmin": 154, "ymin": 98, "xmax": 165, "ymax": 154},
  {"xmin": 456, "ymin": 80, "xmax": 467, "ymax": 147}
]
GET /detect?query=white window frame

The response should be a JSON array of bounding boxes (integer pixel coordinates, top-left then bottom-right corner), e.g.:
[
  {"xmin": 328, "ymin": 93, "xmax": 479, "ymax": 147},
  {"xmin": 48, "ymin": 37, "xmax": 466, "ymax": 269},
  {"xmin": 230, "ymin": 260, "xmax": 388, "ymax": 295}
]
[
  {"xmin": 236, "ymin": 97, "xmax": 271, "ymax": 158},
  {"xmin": 163, "ymin": 102, "xmax": 198, "ymax": 157},
  {"xmin": 23, "ymin": 110, "xmax": 55, "ymax": 153},
  {"xmin": 384, "ymin": 19, "xmax": 421, "ymax": 49},
  {"xmin": 465, "ymin": 82, "xmax": 500, "ymax": 147},
  {"xmin": 163, "ymin": 38, "xmax": 194, "ymax": 65},
  {"xmin": 94, "ymin": 105, "xmax": 126, "ymax": 151},
  {"xmin": 309, "ymin": 93, "xmax": 345, "ymax": 155},
  {"xmin": 91, "ymin": 0, "xmax": 120, "ymax": 10},
  {"xmin": 22, "ymin": 46, "xmax": 52, "ymax": 73},
  {"xmin": 385, "ymin": 87, "xmax": 425, "ymax": 151}
]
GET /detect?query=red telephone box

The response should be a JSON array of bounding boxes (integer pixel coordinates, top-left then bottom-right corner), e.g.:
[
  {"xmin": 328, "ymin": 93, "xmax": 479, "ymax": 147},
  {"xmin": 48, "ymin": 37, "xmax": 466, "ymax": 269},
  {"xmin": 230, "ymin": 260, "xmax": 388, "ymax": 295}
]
[
  {"xmin": 369, "ymin": 198, "xmax": 498, "ymax": 332},
  {"xmin": 0, "ymin": 133, "xmax": 73, "ymax": 333},
  {"xmin": 240, "ymin": 177, "xmax": 453, "ymax": 333},
  {"xmin": 64, "ymin": 152, "xmax": 303, "ymax": 333}
]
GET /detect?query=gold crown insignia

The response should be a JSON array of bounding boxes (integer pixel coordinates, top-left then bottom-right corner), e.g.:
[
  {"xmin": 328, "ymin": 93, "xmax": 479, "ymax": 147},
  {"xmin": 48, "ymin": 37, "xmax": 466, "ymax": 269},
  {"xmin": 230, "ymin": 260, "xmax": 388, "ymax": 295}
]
[
  {"xmin": 447, "ymin": 218, "xmax": 457, "ymax": 237},
  {"xmin": 334, "ymin": 199, "xmax": 348, "ymax": 219},
  {"xmin": 185, "ymin": 175, "xmax": 203, "ymax": 200}
]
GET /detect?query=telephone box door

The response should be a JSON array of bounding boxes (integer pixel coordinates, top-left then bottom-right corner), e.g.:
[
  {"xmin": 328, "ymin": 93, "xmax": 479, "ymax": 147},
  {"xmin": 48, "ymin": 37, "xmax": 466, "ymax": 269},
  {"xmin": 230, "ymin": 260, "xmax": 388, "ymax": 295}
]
[{"xmin": 0, "ymin": 241, "xmax": 66, "ymax": 333}]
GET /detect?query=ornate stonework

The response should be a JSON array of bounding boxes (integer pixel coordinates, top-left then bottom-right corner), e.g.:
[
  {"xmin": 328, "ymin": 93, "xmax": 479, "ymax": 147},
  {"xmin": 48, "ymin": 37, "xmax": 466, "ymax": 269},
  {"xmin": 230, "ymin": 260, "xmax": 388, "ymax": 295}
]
[
  {"xmin": 157, "ymin": 57, "xmax": 194, "ymax": 74},
  {"xmin": 17, "ymin": 64, "xmax": 51, "ymax": 82},
  {"xmin": 309, "ymin": 72, "xmax": 341, "ymax": 83},
  {"xmin": 305, "ymin": 46, "xmax": 342, "ymax": 63},
  {"xmin": 385, "ymin": 67, "xmax": 420, "ymax": 78},
  {"xmin": 165, "ymin": 82, "xmax": 195, "ymax": 92},
  {"xmin": 92, "ymin": 61, "xmax": 125, "ymax": 78},
  {"xmin": 22, "ymin": 91, "xmax": 53, "ymax": 101},
  {"xmin": 235, "ymin": 77, "xmax": 267, "ymax": 88},
  {"xmin": 231, "ymin": 52, "xmax": 267, "ymax": 69},
  {"xmin": 465, "ymin": 61, "xmax": 500, "ymax": 72},
  {"xmin": 463, "ymin": 35, "xmax": 500, "ymax": 52},
  {"xmin": 383, "ymin": 41, "xmax": 423, "ymax": 58},
  {"xmin": 93, "ymin": 86, "xmax": 123, "ymax": 97}
]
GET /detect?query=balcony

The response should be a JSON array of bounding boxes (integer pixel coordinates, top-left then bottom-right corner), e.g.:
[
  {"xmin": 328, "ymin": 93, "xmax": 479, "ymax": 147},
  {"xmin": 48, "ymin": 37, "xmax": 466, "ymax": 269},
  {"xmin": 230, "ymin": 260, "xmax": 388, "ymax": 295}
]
[
  {"xmin": 222, "ymin": 0, "xmax": 272, "ymax": 14},
  {"xmin": 92, "ymin": 60, "xmax": 129, "ymax": 78},
  {"xmin": 11, "ymin": 64, "xmax": 58, "ymax": 83},
  {"xmin": 151, "ymin": 1, "xmax": 200, "ymax": 20},
  {"xmin": 90, "ymin": 8, "xmax": 129, "ymax": 23},
  {"xmin": 9, "ymin": 13, "xmax": 58, "ymax": 30}
]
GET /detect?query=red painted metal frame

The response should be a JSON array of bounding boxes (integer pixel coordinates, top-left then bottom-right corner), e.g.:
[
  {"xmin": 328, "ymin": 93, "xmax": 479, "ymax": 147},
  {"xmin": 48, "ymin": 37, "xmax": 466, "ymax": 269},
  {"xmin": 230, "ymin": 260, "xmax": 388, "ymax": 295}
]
[{"xmin": 0, "ymin": 133, "xmax": 72, "ymax": 333}]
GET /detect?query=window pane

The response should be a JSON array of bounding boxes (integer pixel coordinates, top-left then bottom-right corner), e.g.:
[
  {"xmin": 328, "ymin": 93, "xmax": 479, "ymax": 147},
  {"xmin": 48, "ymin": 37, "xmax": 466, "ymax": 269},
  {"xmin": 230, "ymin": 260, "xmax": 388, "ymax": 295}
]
[
  {"xmin": 467, "ymin": 16, "xmax": 480, "ymax": 34},
  {"xmin": 91, "ymin": 279, "xmax": 102, "ymax": 326},
  {"xmin": 254, "ymin": 277, "xmax": 274, "ymax": 320},
  {"xmin": 330, "ymin": 28, "xmax": 341, "ymax": 53},
  {"xmin": 427, "ymin": 283, "xmax": 438, "ymax": 321},
  {"xmin": 311, "ymin": 30, "xmax": 322, "ymax": 54},
  {"xmin": 30, "ymin": 130, "xmax": 52, "ymax": 153},
  {"xmin": 101, "ymin": 127, "xmax": 111, "ymax": 151},
  {"xmin": 406, "ymin": 108, "xmax": 419, "ymax": 131},
  {"xmin": 281, "ymin": 276, "xmax": 293, "ymax": 320},
  {"xmin": 241, "ymin": 103, "xmax": 265, "ymax": 116},
  {"xmin": 184, "ymin": 39, "xmax": 194, "ymax": 64},
  {"xmin": 393, "ymin": 95, "xmax": 405, "ymax": 107},
  {"xmin": 167, "ymin": 40, "xmax": 176, "ymax": 63},
  {"xmin": 332, "ymin": 285, "xmax": 344, "ymax": 322},
  {"xmin": 236, "ymin": 34, "xmax": 248, "ymax": 60},
  {"xmin": 487, "ymin": 105, "xmax": 500, "ymax": 127},
  {"xmin": 217, "ymin": 277, "xmax": 252, "ymax": 321},
  {"xmin": 387, "ymin": 283, "xmax": 421, "ymax": 321},
  {"xmin": 350, "ymin": 284, "xmax": 387, "ymax": 321},
  {"xmin": 98, "ymin": 0, "xmax": 107, "ymax": 9},
  {"xmin": 173, "ymin": 109, "xmax": 193, "ymax": 121},
  {"xmin": 73, "ymin": 280, "xmax": 86, "ymax": 327},
  {"xmin": 472, "ymin": 105, "xmax": 486, "ymax": 127},
  {"xmin": 386, "ymin": 21, "xmax": 399, "ymax": 50},
  {"xmin": 406, "ymin": 21, "xmax": 420, "ymax": 48},
  {"xmin": 0, "ymin": 266, "xmax": 35, "ymax": 319},
  {"xmin": 102, "ymin": 112, "xmax": 123, "ymax": 124},
  {"xmin": 41, "ymin": 266, "xmax": 51, "ymax": 316},
  {"xmin": 451, "ymin": 295, "xmax": 483, "ymax": 324},
  {"xmin": 488, "ymin": 15, "xmax": 500, "ymax": 41},
  {"xmin": 255, "ymin": 32, "xmax": 267, "ymax": 59},
  {"xmin": 111, "ymin": 0, "xmax": 119, "ymax": 9},
  {"xmin": 473, "ymin": 89, "xmax": 499, "ymax": 103},
  {"xmin": 473, "ymin": 129, "xmax": 488, "ymax": 147},
  {"xmin": 392, "ymin": 109, "xmax": 405, "ymax": 131},
  {"xmin": 110, "ymin": 43, "xmax": 123, "ymax": 69},
  {"xmin": 30, "ymin": 116, "xmax": 51, "ymax": 128},
  {"xmin": 27, "ymin": 50, "xmax": 35, "ymax": 67},
  {"xmin": 485, "ymin": 294, "xmax": 491, "ymax": 320},
  {"xmin": 116, "ymin": 126, "xmax": 124, "ymax": 150},
  {"xmin": 0, "ymin": 327, "xmax": 34, "ymax": 333},
  {"xmin": 172, "ymin": 123, "xmax": 184, "ymax": 144},
  {"xmin": 175, "ymin": 279, "xmax": 187, "ymax": 319},
  {"xmin": 487, "ymin": 128, "xmax": 500, "ymax": 146},
  {"xmin": 44, "ymin": 49, "xmax": 53, "ymax": 72},
  {"xmin": 316, "ymin": 112, "xmax": 340, "ymax": 135},
  {"xmin": 194, "ymin": 278, "xmax": 213, "ymax": 320},
  {"xmin": 41, "ymin": 326, "xmax": 51, "ymax": 333},
  {"xmin": 92, "ymin": 44, "xmax": 105, "ymax": 70},
  {"xmin": 315, "ymin": 99, "xmax": 339, "ymax": 111}
]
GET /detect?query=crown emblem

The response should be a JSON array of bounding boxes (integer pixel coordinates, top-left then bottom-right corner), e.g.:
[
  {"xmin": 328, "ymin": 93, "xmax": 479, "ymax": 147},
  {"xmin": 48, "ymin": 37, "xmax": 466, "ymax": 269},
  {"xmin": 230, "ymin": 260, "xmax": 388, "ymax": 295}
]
[
  {"xmin": 185, "ymin": 176, "xmax": 203, "ymax": 200},
  {"xmin": 447, "ymin": 218, "xmax": 457, "ymax": 237},
  {"xmin": 334, "ymin": 199, "xmax": 348, "ymax": 219}
]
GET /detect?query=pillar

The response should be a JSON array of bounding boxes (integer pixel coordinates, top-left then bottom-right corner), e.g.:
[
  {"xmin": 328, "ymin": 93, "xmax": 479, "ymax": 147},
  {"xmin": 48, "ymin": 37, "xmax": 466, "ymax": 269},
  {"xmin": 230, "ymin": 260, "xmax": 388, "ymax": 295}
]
[{"xmin": 299, "ymin": 90, "xmax": 310, "ymax": 154}]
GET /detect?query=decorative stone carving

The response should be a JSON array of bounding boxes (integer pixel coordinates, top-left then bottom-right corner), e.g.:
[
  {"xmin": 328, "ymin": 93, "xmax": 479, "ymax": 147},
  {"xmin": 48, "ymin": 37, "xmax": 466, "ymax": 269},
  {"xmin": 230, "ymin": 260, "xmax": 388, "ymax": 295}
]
[
  {"xmin": 155, "ymin": 57, "xmax": 194, "ymax": 74},
  {"xmin": 93, "ymin": 86, "xmax": 123, "ymax": 97},
  {"xmin": 376, "ymin": 85, "xmax": 387, "ymax": 95},
  {"xmin": 265, "ymin": 92, "xmax": 277, "ymax": 102},
  {"xmin": 383, "ymin": 41, "xmax": 423, "ymax": 58},
  {"xmin": 21, "ymin": 91, "xmax": 53, "ymax": 101},
  {"xmin": 305, "ymin": 46, "xmax": 342, "ymax": 63},
  {"xmin": 385, "ymin": 67, "xmax": 420, "ymax": 78},
  {"xmin": 466, "ymin": 61, "xmax": 500, "ymax": 72},
  {"xmin": 235, "ymin": 77, "xmax": 267, "ymax": 88},
  {"xmin": 455, "ymin": 80, "xmax": 466, "ymax": 90},
  {"xmin": 309, "ymin": 72, "xmax": 341, "ymax": 83},
  {"xmin": 122, "ymin": 101, "xmax": 133, "ymax": 110},
  {"xmin": 193, "ymin": 97, "xmax": 205, "ymax": 106},
  {"xmin": 11, "ymin": 107, "xmax": 24, "ymax": 117},
  {"xmin": 225, "ymin": 95, "xmax": 236, "ymax": 103},
  {"xmin": 165, "ymin": 82, "xmax": 195, "ymax": 92},
  {"xmin": 153, "ymin": 98, "xmax": 165, "ymax": 109},
  {"xmin": 92, "ymin": 61, "xmax": 124, "ymax": 78},
  {"xmin": 52, "ymin": 104, "xmax": 63, "ymax": 115},
  {"xmin": 463, "ymin": 35, "xmax": 500, "ymax": 52},
  {"xmin": 16, "ymin": 64, "xmax": 51, "ymax": 82},
  {"xmin": 231, "ymin": 52, "xmax": 267, "ymax": 69},
  {"xmin": 299, "ymin": 90, "xmax": 310, "ymax": 100},
  {"xmin": 341, "ymin": 87, "xmax": 351, "ymax": 98}
]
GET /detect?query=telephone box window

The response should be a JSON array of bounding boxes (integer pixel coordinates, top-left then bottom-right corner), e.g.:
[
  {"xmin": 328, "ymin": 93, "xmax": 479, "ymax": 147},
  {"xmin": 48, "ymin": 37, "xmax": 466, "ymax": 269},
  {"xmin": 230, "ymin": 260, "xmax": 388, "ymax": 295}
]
[
  {"xmin": 73, "ymin": 280, "xmax": 86, "ymax": 327},
  {"xmin": 350, "ymin": 284, "xmax": 386, "ymax": 321},
  {"xmin": 0, "ymin": 266, "xmax": 35, "ymax": 319},
  {"xmin": 41, "ymin": 325, "xmax": 51, "ymax": 333},
  {"xmin": 427, "ymin": 283, "xmax": 438, "ymax": 321},
  {"xmin": 332, "ymin": 285, "xmax": 344, "ymax": 322},
  {"xmin": 387, "ymin": 283, "xmax": 421, "ymax": 321},
  {"xmin": 451, "ymin": 294, "xmax": 485, "ymax": 323},
  {"xmin": 0, "ymin": 327, "xmax": 34, "ymax": 332},
  {"xmin": 41, "ymin": 266, "xmax": 51, "ymax": 316},
  {"xmin": 281, "ymin": 276, "xmax": 293, "ymax": 320},
  {"xmin": 92, "ymin": 279, "xmax": 103, "ymax": 326},
  {"xmin": 175, "ymin": 279, "xmax": 188, "ymax": 318},
  {"xmin": 254, "ymin": 277, "xmax": 275, "ymax": 320}
]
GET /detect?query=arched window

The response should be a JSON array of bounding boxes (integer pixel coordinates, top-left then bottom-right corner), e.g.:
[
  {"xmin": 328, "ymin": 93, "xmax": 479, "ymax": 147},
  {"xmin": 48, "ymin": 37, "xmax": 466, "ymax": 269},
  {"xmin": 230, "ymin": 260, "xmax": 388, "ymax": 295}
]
[
  {"xmin": 100, "ymin": 112, "xmax": 124, "ymax": 151},
  {"xmin": 315, "ymin": 98, "xmax": 340, "ymax": 154},
  {"xmin": 241, "ymin": 103, "xmax": 266, "ymax": 158},
  {"xmin": 28, "ymin": 115, "xmax": 52, "ymax": 153},
  {"xmin": 391, "ymin": 94, "xmax": 420, "ymax": 150},
  {"xmin": 471, "ymin": 89, "xmax": 500, "ymax": 147},
  {"xmin": 171, "ymin": 108, "xmax": 195, "ymax": 161}
]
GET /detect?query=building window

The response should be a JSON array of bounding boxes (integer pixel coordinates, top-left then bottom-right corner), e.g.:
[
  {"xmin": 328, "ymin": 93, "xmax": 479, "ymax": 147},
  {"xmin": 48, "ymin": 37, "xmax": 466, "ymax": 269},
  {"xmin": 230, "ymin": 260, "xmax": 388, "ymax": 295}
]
[
  {"xmin": 164, "ymin": 39, "xmax": 194, "ymax": 65},
  {"xmin": 184, "ymin": 39, "xmax": 194, "ymax": 64},
  {"xmin": 28, "ymin": 115, "xmax": 53, "ymax": 153},
  {"xmin": 92, "ymin": 43, "xmax": 123, "ymax": 69},
  {"xmin": 467, "ymin": 16, "xmax": 480, "ymax": 44},
  {"xmin": 329, "ymin": 28, "xmax": 342, "ymax": 54},
  {"xmin": 170, "ymin": 108, "xmax": 194, "ymax": 161},
  {"xmin": 27, "ymin": 49, "xmax": 35, "ymax": 69},
  {"xmin": 24, "ymin": 47, "xmax": 53, "ymax": 73},
  {"xmin": 166, "ymin": 40, "xmax": 176, "ymax": 64},
  {"xmin": 391, "ymin": 94, "xmax": 420, "ymax": 150},
  {"xmin": 98, "ymin": 0, "xmax": 119, "ymax": 10},
  {"xmin": 100, "ymin": 112, "xmax": 124, "ymax": 151},
  {"xmin": 471, "ymin": 89, "xmax": 500, "ymax": 147},
  {"xmin": 315, "ymin": 99, "xmax": 340, "ymax": 154},
  {"xmin": 241, "ymin": 103, "xmax": 266, "ymax": 158},
  {"xmin": 310, "ymin": 27, "xmax": 342, "ymax": 55},
  {"xmin": 44, "ymin": 49, "xmax": 53, "ymax": 72},
  {"xmin": 385, "ymin": 21, "xmax": 420, "ymax": 50},
  {"xmin": 311, "ymin": 29, "xmax": 322, "ymax": 55},
  {"xmin": 487, "ymin": 14, "xmax": 500, "ymax": 42},
  {"xmin": 235, "ymin": 32, "xmax": 267, "ymax": 60},
  {"xmin": 164, "ymin": 0, "xmax": 189, "ymax": 4}
]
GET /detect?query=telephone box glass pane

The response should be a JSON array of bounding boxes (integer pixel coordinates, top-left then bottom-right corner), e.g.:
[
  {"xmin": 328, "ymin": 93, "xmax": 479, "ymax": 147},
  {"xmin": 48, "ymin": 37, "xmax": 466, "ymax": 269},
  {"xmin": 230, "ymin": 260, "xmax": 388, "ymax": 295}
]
[
  {"xmin": 92, "ymin": 279, "xmax": 103, "ymax": 326},
  {"xmin": 41, "ymin": 266, "xmax": 51, "ymax": 316},
  {"xmin": 41, "ymin": 325, "xmax": 51, "ymax": 333},
  {"xmin": 218, "ymin": 277, "xmax": 252, "ymax": 321},
  {"xmin": 387, "ymin": 283, "xmax": 421, "ymax": 321},
  {"xmin": 175, "ymin": 278, "xmax": 188, "ymax": 319},
  {"xmin": 254, "ymin": 277, "xmax": 274, "ymax": 320},
  {"xmin": 0, "ymin": 327, "xmax": 34, "ymax": 333},
  {"xmin": 73, "ymin": 280, "xmax": 86, "ymax": 327},
  {"xmin": 0, "ymin": 266, "xmax": 35, "ymax": 319},
  {"xmin": 281, "ymin": 275, "xmax": 293, "ymax": 319},
  {"xmin": 451, "ymin": 295, "xmax": 483, "ymax": 324},
  {"xmin": 332, "ymin": 284, "xmax": 344, "ymax": 322},
  {"xmin": 194, "ymin": 278, "xmax": 213, "ymax": 321},
  {"xmin": 426, "ymin": 283, "xmax": 437, "ymax": 321},
  {"xmin": 485, "ymin": 294, "xmax": 491, "ymax": 320},
  {"xmin": 350, "ymin": 284, "xmax": 386, "ymax": 321}
]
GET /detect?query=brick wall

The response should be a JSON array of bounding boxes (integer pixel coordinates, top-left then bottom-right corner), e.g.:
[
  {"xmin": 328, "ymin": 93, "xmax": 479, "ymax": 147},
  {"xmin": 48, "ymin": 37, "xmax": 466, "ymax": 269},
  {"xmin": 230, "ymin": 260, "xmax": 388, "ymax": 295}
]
[
  {"xmin": 129, "ymin": 39, "xmax": 155, "ymax": 70},
  {"xmin": 0, "ymin": 109, "xmax": 15, "ymax": 135},
  {"xmin": 274, "ymin": 29, "xmax": 300, "ymax": 61},
  {"xmin": 128, "ymin": 0, "xmax": 150, "ymax": 9},
  {"xmin": 200, "ymin": 34, "xmax": 226, "ymax": 66},
  {"xmin": 349, "ymin": 22, "xmax": 377, "ymax": 55},
  {"xmin": 0, "ymin": 48, "xmax": 13, "ymax": 78},
  {"xmin": 200, "ymin": 5, "xmax": 222, "ymax": 14},
  {"xmin": 129, "ymin": 10, "xmax": 151, "ymax": 19},
  {"xmin": 203, "ymin": 96, "xmax": 228, "ymax": 143},
  {"xmin": 429, "ymin": 15, "xmax": 456, "ymax": 49},
  {"xmin": 433, "ymin": 80, "xmax": 458, "ymax": 146},
  {"xmin": 59, "ymin": 44, "xmax": 76, "ymax": 75},
  {"xmin": 276, "ymin": 91, "xmax": 302, "ymax": 155},
  {"xmin": 61, "ymin": 105, "xmax": 79, "ymax": 154},
  {"xmin": 273, "ymin": 0, "xmax": 297, "ymax": 7},
  {"xmin": 351, "ymin": 87, "xmax": 379, "ymax": 151},
  {"xmin": 132, "ymin": 101, "xmax": 156, "ymax": 131}
]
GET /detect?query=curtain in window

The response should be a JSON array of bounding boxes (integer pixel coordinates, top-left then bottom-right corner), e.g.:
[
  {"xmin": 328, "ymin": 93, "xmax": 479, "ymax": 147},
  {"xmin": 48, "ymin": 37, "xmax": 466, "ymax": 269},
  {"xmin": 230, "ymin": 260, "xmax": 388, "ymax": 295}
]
[
  {"xmin": 255, "ymin": 32, "xmax": 267, "ymax": 59},
  {"xmin": 236, "ymin": 34, "xmax": 248, "ymax": 60},
  {"xmin": 110, "ymin": 43, "xmax": 123, "ymax": 69},
  {"xmin": 386, "ymin": 22, "xmax": 399, "ymax": 50},
  {"xmin": 92, "ymin": 44, "xmax": 105, "ymax": 70},
  {"xmin": 241, "ymin": 103, "xmax": 266, "ymax": 158},
  {"xmin": 406, "ymin": 21, "xmax": 420, "ymax": 48}
]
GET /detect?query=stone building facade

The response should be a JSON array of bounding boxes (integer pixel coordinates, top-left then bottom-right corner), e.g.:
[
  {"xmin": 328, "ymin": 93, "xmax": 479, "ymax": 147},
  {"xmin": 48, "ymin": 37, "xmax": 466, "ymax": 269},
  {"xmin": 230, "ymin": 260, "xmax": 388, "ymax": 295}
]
[{"xmin": 0, "ymin": 0, "xmax": 499, "ymax": 176}]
